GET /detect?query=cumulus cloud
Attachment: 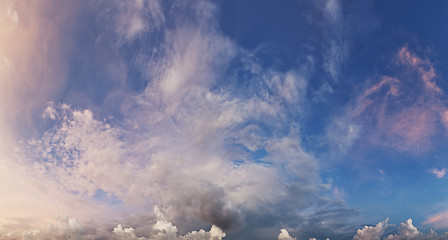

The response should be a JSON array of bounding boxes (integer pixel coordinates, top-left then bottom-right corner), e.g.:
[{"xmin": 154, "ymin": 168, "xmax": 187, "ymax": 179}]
[
  {"xmin": 353, "ymin": 219, "xmax": 389, "ymax": 240},
  {"xmin": 385, "ymin": 219, "xmax": 420, "ymax": 240},
  {"xmin": 0, "ymin": 206, "xmax": 227, "ymax": 240},
  {"xmin": 278, "ymin": 229, "xmax": 297, "ymax": 240},
  {"xmin": 352, "ymin": 218, "xmax": 448, "ymax": 240},
  {"xmin": 0, "ymin": 216, "xmax": 93, "ymax": 240}
]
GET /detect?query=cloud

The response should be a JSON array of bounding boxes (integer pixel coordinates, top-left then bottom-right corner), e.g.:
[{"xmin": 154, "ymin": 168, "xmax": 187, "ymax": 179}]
[
  {"xmin": 278, "ymin": 229, "xmax": 297, "ymax": 240},
  {"xmin": 0, "ymin": 0, "xmax": 78, "ymax": 144},
  {"xmin": 385, "ymin": 219, "xmax": 420, "ymax": 240},
  {"xmin": 425, "ymin": 210, "xmax": 448, "ymax": 229},
  {"xmin": 0, "ymin": 206, "xmax": 227, "ymax": 240},
  {"xmin": 328, "ymin": 46, "xmax": 448, "ymax": 153},
  {"xmin": 325, "ymin": 117, "xmax": 360, "ymax": 154},
  {"xmin": 353, "ymin": 218, "xmax": 389, "ymax": 240},
  {"xmin": 430, "ymin": 168, "xmax": 447, "ymax": 178},
  {"xmin": 3, "ymin": 216, "xmax": 446, "ymax": 240},
  {"xmin": 321, "ymin": 0, "xmax": 347, "ymax": 81},
  {"xmin": 353, "ymin": 218, "xmax": 448, "ymax": 240},
  {"xmin": 298, "ymin": 197, "xmax": 358, "ymax": 239},
  {"xmin": 93, "ymin": 0, "xmax": 165, "ymax": 43},
  {"xmin": 0, "ymin": 0, "xmax": 372, "ymax": 239},
  {"xmin": 398, "ymin": 46, "xmax": 441, "ymax": 93},
  {"xmin": 313, "ymin": 0, "xmax": 378, "ymax": 82},
  {"xmin": 0, "ymin": 216, "xmax": 100, "ymax": 240}
]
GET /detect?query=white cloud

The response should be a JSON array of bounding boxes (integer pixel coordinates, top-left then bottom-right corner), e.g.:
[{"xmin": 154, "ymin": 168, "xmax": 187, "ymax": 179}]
[
  {"xmin": 278, "ymin": 229, "xmax": 296, "ymax": 240},
  {"xmin": 322, "ymin": 0, "xmax": 347, "ymax": 81},
  {"xmin": 113, "ymin": 206, "xmax": 226, "ymax": 240},
  {"xmin": 385, "ymin": 219, "xmax": 420, "ymax": 240},
  {"xmin": 352, "ymin": 218, "xmax": 448, "ymax": 240},
  {"xmin": 353, "ymin": 218, "xmax": 389, "ymax": 240}
]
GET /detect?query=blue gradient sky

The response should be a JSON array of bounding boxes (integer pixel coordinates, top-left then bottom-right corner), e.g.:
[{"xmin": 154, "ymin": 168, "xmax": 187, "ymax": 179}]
[{"xmin": 2, "ymin": 1, "xmax": 448, "ymax": 240}]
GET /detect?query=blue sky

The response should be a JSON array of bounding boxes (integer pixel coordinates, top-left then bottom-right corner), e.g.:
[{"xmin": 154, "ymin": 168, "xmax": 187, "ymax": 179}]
[{"xmin": 2, "ymin": 1, "xmax": 448, "ymax": 240}]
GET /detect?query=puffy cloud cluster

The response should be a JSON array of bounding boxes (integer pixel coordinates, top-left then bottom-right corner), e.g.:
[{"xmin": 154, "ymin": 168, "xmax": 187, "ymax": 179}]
[
  {"xmin": 352, "ymin": 218, "xmax": 448, "ymax": 240},
  {"xmin": 353, "ymin": 219, "xmax": 389, "ymax": 240},
  {"xmin": 0, "ymin": 217, "xmax": 87, "ymax": 240},
  {"xmin": 0, "ymin": 207, "xmax": 226, "ymax": 240},
  {"xmin": 112, "ymin": 206, "xmax": 226, "ymax": 240}
]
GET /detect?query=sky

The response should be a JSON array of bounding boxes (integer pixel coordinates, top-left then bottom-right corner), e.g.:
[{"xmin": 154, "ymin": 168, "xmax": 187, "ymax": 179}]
[{"xmin": 2, "ymin": 0, "xmax": 448, "ymax": 240}]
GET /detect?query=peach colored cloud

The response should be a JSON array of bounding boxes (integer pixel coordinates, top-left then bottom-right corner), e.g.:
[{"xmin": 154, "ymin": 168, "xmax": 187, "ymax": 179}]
[
  {"xmin": 424, "ymin": 211, "xmax": 448, "ymax": 228},
  {"xmin": 431, "ymin": 168, "xmax": 447, "ymax": 178},
  {"xmin": 398, "ymin": 46, "xmax": 442, "ymax": 93},
  {"xmin": 344, "ymin": 46, "xmax": 448, "ymax": 152}
]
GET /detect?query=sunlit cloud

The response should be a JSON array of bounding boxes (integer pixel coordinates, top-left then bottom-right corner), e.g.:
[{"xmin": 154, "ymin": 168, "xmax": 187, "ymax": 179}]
[
  {"xmin": 328, "ymin": 46, "xmax": 448, "ymax": 153},
  {"xmin": 1, "ymin": 0, "xmax": 448, "ymax": 239}
]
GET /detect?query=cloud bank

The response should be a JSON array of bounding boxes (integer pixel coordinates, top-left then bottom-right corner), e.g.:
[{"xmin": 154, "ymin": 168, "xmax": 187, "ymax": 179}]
[{"xmin": 0, "ymin": 0, "xmax": 356, "ymax": 239}]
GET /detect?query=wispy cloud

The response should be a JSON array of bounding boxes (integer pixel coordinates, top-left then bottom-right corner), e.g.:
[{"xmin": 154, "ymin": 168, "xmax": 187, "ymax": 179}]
[
  {"xmin": 314, "ymin": 0, "xmax": 378, "ymax": 82},
  {"xmin": 425, "ymin": 211, "xmax": 448, "ymax": 229},
  {"xmin": 0, "ymin": 1, "xmax": 357, "ymax": 239},
  {"xmin": 328, "ymin": 46, "xmax": 448, "ymax": 153},
  {"xmin": 398, "ymin": 46, "xmax": 442, "ymax": 93}
]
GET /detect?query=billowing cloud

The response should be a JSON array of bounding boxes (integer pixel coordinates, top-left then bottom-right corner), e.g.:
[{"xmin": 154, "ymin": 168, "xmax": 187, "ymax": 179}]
[
  {"xmin": 278, "ymin": 229, "xmax": 297, "ymax": 240},
  {"xmin": 0, "ymin": 0, "xmax": 353, "ymax": 239},
  {"xmin": 385, "ymin": 219, "xmax": 420, "ymax": 240},
  {"xmin": 353, "ymin": 219, "xmax": 389, "ymax": 240},
  {"xmin": 113, "ymin": 206, "xmax": 226, "ymax": 240}
]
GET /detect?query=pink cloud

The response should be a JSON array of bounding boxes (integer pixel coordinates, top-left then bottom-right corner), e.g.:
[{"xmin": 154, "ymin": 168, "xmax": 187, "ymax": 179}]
[
  {"xmin": 424, "ymin": 211, "xmax": 448, "ymax": 228},
  {"xmin": 376, "ymin": 106, "xmax": 437, "ymax": 151},
  {"xmin": 344, "ymin": 46, "xmax": 448, "ymax": 152},
  {"xmin": 431, "ymin": 168, "xmax": 447, "ymax": 178},
  {"xmin": 398, "ymin": 46, "xmax": 422, "ymax": 66},
  {"xmin": 398, "ymin": 46, "xmax": 442, "ymax": 93}
]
